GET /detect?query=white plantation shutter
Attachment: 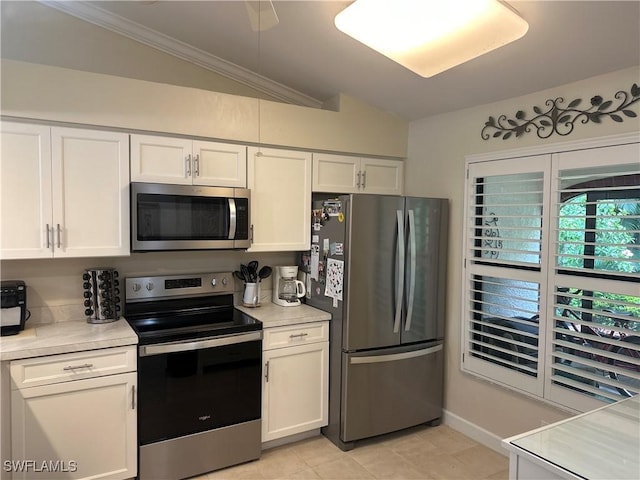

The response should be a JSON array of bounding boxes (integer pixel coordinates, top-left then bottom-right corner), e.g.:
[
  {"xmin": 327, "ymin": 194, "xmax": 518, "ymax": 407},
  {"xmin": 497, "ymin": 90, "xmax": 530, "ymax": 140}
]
[
  {"xmin": 546, "ymin": 278, "xmax": 640, "ymax": 409},
  {"xmin": 553, "ymin": 144, "xmax": 640, "ymax": 280},
  {"xmin": 547, "ymin": 143, "xmax": 640, "ymax": 409},
  {"xmin": 463, "ymin": 156, "xmax": 550, "ymax": 396},
  {"xmin": 464, "ymin": 139, "xmax": 640, "ymax": 412}
]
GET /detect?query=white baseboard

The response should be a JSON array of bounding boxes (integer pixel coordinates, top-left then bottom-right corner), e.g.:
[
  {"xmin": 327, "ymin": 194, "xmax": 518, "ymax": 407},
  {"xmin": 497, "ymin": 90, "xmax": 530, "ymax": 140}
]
[{"xmin": 442, "ymin": 410, "xmax": 507, "ymax": 457}]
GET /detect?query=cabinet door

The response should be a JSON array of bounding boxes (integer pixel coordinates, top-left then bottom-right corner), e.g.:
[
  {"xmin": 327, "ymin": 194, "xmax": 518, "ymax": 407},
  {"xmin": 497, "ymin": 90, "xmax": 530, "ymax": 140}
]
[
  {"xmin": 0, "ymin": 122, "xmax": 53, "ymax": 259},
  {"xmin": 130, "ymin": 134, "xmax": 192, "ymax": 184},
  {"xmin": 11, "ymin": 372, "xmax": 137, "ymax": 480},
  {"xmin": 193, "ymin": 140, "xmax": 247, "ymax": 187},
  {"xmin": 312, "ymin": 153, "xmax": 360, "ymax": 193},
  {"xmin": 51, "ymin": 128, "xmax": 130, "ymax": 257},
  {"xmin": 262, "ymin": 341, "xmax": 328, "ymax": 442},
  {"xmin": 247, "ymin": 147, "xmax": 311, "ymax": 251},
  {"xmin": 360, "ymin": 158, "xmax": 404, "ymax": 195}
]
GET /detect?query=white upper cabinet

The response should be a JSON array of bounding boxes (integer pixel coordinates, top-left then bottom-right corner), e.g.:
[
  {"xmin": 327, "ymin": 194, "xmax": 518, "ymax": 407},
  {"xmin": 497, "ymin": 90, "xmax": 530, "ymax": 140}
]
[
  {"xmin": 130, "ymin": 134, "xmax": 247, "ymax": 187},
  {"xmin": 312, "ymin": 153, "xmax": 404, "ymax": 195},
  {"xmin": 1, "ymin": 122, "xmax": 129, "ymax": 259},
  {"xmin": 1, "ymin": 122, "xmax": 52, "ymax": 258},
  {"xmin": 247, "ymin": 147, "xmax": 311, "ymax": 252}
]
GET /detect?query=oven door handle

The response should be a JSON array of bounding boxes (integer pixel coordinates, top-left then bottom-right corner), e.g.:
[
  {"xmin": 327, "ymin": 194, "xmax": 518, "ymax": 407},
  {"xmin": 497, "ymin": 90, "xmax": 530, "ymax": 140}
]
[{"xmin": 139, "ymin": 331, "xmax": 262, "ymax": 357}]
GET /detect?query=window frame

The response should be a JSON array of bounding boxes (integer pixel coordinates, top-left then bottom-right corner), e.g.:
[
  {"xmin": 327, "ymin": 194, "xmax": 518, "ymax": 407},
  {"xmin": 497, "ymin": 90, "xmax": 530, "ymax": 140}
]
[{"xmin": 462, "ymin": 133, "xmax": 640, "ymax": 414}]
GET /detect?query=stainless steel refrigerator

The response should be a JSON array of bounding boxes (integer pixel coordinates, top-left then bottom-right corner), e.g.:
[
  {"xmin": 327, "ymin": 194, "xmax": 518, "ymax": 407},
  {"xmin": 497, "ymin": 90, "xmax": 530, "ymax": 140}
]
[{"xmin": 301, "ymin": 194, "xmax": 448, "ymax": 451}]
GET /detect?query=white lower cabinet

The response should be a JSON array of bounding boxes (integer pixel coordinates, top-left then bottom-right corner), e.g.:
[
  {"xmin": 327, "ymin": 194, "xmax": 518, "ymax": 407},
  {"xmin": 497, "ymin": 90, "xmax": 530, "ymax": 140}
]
[
  {"xmin": 9, "ymin": 347, "xmax": 137, "ymax": 480},
  {"xmin": 262, "ymin": 322, "xmax": 329, "ymax": 443}
]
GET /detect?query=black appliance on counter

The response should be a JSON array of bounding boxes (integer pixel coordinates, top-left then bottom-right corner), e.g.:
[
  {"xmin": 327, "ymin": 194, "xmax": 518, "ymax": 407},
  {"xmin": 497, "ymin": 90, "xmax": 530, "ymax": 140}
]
[
  {"xmin": 1, "ymin": 280, "xmax": 28, "ymax": 336},
  {"xmin": 124, "ymin": 272, "xmax": 262, "ymax": 480}
]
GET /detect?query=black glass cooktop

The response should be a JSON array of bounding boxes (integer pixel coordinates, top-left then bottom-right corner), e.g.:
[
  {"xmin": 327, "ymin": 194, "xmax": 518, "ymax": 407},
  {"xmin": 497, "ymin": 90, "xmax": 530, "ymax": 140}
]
[{"xmin": 125, "ymin": 294, "xmax": 261, "ymax": 345}]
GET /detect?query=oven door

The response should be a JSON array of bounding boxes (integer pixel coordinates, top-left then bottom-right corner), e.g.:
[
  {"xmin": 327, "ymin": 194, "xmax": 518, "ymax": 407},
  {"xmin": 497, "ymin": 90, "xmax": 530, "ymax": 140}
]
[
  {"xmin": 137, "ymin": 331, "xmax": 262, "ymax": 446},
  {"xmin": 131, "ymin": 182, "xmax": 250, "ymax": 251}
]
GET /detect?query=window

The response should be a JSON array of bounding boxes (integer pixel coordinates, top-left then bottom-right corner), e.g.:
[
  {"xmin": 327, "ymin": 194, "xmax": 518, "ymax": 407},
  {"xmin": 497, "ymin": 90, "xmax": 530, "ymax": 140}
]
[{"xmin": 463, "ymin": 141, "xmax": 640, "ymax": 412}]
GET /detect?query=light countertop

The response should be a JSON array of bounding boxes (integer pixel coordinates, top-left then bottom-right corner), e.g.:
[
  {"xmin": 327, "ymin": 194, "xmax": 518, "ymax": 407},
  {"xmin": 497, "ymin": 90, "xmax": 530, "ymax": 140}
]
[
  {"xmin": 503, "ymin": 395, "xmax": 640, "ymax": 479},
  {"xmin": 235, "ymin": 302, "xmax": 331, "ymax": 328},
  {"xmin": 0, "ymin": 318, "xmax": 138, "ymax": 362},
  {"xmin": 1, "ymin": 302, "xmax": 330, "ymax": 362}
]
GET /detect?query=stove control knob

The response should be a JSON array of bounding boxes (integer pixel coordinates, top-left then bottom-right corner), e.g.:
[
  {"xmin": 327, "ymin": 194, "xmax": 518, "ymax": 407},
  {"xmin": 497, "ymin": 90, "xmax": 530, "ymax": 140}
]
[
  {"xmin": 211, "ymin": 278, "xmax": 217, "ymax": 287},
  {"xmin": 131, "ymin": 283, "xmax": 141, "ymax": 292},
  {"xmin": 222, "ymin": 277, "xmax": 229, "ymax": 286},
  {"xmin": 146, "ymin": 282, "xmax": 154, "ymax": 291}
]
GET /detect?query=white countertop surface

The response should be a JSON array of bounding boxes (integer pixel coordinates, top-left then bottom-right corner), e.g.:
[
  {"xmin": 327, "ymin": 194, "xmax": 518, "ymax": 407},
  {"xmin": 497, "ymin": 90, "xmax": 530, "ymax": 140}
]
[
  {"xmin": 504, "ymin": 395, "xmax": 640, "ymax": 480},
  {"xmin": 0, "ymin": 318, "xmax": 138, "ymax": 361},
  {"xmin": 235, "ymin": 302, "xmax": 331, "ymax": 328},
  {"xmin": 0, "ymin": 302, "xmax": 330, "ymax": 362}
]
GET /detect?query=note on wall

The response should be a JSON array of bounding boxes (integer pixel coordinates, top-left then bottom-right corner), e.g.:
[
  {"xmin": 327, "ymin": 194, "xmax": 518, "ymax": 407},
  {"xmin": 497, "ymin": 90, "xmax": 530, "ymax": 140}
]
[{"xmin": 324, "ymin": 258, "xmax": 344, "ymax": 301}]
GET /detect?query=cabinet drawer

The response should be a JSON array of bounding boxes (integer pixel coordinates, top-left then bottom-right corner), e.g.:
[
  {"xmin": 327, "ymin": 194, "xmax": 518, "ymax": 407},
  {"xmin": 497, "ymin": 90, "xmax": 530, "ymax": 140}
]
[
  {"xmin": 10, "ymin": 345, "xmax": 137, "ymax": 389},
  {"xmin": 263, "ymin": 322, "xmax": 328, "ymax": 350}
]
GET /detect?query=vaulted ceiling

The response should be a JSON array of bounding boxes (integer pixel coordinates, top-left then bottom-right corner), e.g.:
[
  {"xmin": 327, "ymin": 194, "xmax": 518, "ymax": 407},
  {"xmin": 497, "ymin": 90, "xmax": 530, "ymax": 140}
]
[{"xmin": 4, "ymin": 1, "xmax": 640, "ymax": 120}]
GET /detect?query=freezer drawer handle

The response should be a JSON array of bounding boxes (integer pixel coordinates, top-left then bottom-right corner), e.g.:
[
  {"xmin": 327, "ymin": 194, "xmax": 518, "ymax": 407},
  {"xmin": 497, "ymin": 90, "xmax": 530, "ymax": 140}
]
[{"xmin": 349, "ymin": 344, "xmax": 443, "ymax": 365}]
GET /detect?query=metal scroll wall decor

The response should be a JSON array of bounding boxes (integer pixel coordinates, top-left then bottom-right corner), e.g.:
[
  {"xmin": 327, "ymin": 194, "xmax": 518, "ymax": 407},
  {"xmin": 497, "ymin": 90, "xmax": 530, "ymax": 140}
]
[{"xmin": 482, "ymin": 83, "xmax": 640, "ymax": 140}]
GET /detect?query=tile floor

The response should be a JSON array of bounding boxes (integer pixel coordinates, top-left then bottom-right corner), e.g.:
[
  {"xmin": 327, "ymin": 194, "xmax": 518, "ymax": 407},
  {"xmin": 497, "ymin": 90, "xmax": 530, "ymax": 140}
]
[{"xmin": 200, "ymin": 425, "xmax": 509, "ymax": 480}]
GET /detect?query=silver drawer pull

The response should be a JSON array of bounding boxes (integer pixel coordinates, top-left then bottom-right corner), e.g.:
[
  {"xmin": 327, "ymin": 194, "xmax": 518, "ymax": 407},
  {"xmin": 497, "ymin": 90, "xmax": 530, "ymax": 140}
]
[
  {"xmin": 289, "ymin": 333, "xmax": 309, "ymax": 339},
  {"xmin": 63, "ymin": 363, "xmax": 93, "ymax": 371}
]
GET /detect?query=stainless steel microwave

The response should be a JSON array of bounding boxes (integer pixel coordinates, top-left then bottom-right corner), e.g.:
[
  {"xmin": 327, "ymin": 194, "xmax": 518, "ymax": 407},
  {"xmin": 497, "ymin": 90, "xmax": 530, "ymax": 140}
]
[{"xmin": 131, "ymin": 183, "xmax": 250, "ymax": 251}]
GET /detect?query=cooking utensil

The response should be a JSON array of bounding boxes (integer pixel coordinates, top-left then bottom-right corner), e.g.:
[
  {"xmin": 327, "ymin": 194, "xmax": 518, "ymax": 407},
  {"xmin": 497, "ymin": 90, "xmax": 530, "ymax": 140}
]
[
  {"xmin": 248, "ymin": 260, "xmax": 259, "ymax": 282},
  {"xmin": 234, "ymin": 270, "xmax": 245, "ymax": 282},
  {"xmin": 258, "ymin": 266, "xmax": 272, "ymax": 281},
  {"xmin": 240, "ymin": 264, "xmax": 251, "ymax": 283}
]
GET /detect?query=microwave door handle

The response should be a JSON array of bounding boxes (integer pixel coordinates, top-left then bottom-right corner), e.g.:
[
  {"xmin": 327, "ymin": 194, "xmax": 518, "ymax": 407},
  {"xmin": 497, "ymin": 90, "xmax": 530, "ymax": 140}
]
[{"xmin": 228, "ymin": 198, "xmax": 237, "ymax": 240}]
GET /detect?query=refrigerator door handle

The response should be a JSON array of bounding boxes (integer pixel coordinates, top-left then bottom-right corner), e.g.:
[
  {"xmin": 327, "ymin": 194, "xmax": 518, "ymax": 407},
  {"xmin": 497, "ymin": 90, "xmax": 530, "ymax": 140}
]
[
  {"xmin": 350, "ymin": 344, "xmax": 443, "ymax": 364},
  {"xmin": 405, "ymin": 209, "xmax": 417, "ymax": 332},
  {"xmin": 394, "ymin": 210, "xmax": 405, "ymax": 333}
]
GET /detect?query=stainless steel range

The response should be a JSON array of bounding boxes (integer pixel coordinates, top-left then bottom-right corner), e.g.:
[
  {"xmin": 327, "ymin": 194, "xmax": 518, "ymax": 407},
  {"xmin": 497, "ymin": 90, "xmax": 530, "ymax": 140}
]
[{"xmin": 124, "ymin": 272, "xmax": 262, "ymax": 480}]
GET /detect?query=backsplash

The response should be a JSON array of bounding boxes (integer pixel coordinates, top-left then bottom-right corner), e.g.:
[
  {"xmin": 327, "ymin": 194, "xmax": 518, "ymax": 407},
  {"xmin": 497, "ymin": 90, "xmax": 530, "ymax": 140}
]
[{"xmin": 1, "ymin": 250, "xmax": 296, "ymax": 324}]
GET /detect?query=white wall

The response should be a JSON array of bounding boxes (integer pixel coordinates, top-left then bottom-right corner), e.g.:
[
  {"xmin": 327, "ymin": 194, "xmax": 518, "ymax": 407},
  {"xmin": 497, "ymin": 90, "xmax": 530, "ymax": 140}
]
[{"xmin": 406, "ymin": 66, "xmax": 640, "ymax": 440}]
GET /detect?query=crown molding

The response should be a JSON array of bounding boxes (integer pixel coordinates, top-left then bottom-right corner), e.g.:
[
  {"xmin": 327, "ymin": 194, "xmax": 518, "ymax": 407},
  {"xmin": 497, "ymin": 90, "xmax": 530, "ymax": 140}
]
[{"xmin": 39, "ymin": 0, "xmax": 323, "ymax": 109}]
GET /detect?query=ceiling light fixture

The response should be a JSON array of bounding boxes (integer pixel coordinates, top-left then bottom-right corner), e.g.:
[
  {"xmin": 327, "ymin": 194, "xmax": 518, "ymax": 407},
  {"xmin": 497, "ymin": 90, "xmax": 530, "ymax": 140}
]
[{"xmin": 334, "ymin": 0, "xmax": 529, "ymax": 78}]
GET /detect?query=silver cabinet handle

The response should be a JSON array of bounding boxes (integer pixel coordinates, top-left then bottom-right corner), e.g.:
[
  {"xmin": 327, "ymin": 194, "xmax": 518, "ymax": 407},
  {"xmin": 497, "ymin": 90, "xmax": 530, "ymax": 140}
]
[
  {"xmin": 394, "ymin": 210, "xmax": 405, "ymax": 334},
  {"xmin": 131, "ymin": 385, "xmax": 136, "ymax": 410},
  {"xmin": 194, "ymin": 154, "xmax": 200, "ymax": 177},
  {"xmin": 289, "ymin": 333, "xmax": 308, "ymax": 339},
  {"xmin": 361, "ymin": 171, "xmax": 367, "ymax": 189},
  {"xmin": 185, "ymin": 154, "xmax": 192, "ymax": 177},
  {"xmin": 56, "ymin": 224, "xmax": 62, "ymax": 248},
  {"xmin": 45, "ymin": 224, "xmax": 51, "ymax": 249},
  {"xmin": 63, "ymin": 363, "xmax": 93, "ymax": 371},
  {"xmin": 264, "ymin": 361, "xmax": 270, "ymax": 383},
  {"xmin": 356, "ymin": 171, "xmax": 361, "ymax": 189}
]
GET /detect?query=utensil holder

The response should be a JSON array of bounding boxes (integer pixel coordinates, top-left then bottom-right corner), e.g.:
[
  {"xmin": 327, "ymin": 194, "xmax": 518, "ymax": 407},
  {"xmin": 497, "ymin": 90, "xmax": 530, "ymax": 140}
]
[
  {"xmin": 242, "ymin": 282, "xmax": 260, "ymax": 307},
  {"xmin": 82, "ymin": 268, "xmax": 121, "ymax": 323}
]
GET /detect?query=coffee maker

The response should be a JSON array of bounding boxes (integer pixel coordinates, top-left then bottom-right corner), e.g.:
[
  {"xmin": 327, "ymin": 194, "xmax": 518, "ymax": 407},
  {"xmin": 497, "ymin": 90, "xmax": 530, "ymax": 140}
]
[{"xmin": 272, "ymin": 266, "xmax": 306, "ymax": 307}]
